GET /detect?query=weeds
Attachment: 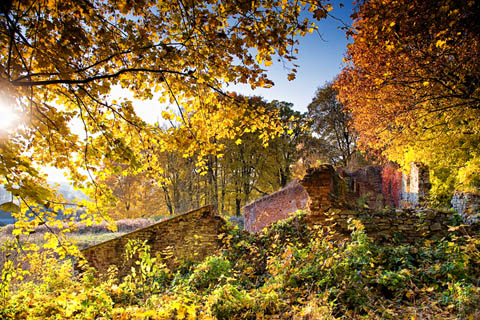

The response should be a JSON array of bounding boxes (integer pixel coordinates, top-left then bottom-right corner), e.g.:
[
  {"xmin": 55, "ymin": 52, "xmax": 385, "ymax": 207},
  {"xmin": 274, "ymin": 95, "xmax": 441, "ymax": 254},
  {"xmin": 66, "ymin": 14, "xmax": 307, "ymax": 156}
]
[{"xmin": 1, "ymin": 212, "xmax": 479, "ymax": 319}]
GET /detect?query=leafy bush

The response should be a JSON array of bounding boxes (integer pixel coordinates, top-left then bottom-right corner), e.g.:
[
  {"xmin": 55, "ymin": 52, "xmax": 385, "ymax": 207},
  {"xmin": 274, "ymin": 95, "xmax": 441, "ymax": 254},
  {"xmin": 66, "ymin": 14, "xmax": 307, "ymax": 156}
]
[
  {"xmin": 2, "ymin": 211, "xmax": 480, "ymax": 319},
  {"xmin": 208, "ymin": 283, "xmax": 256, "ymax": 319},
  {"xmin": 1, "ymin": 257, "xmax": 114, "ymax": 319},
  {"xmin": 188, "ymin": 256, "xmax": 232, "ymax": 291}
]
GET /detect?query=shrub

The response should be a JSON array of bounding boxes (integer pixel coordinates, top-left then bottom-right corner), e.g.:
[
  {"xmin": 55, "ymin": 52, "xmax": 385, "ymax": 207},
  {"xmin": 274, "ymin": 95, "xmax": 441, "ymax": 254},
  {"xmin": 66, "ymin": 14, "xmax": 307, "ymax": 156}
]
[
  {"xmin": 208, "ymin": 283, "xmax": 256, "ymax": 320},
  {"xmin": 2, "ymin": 258, "xmax": 114, "ymax": 319},
  {"xmin": 188, "ymin": 256, "xmax": 232, "ymax": 291}
]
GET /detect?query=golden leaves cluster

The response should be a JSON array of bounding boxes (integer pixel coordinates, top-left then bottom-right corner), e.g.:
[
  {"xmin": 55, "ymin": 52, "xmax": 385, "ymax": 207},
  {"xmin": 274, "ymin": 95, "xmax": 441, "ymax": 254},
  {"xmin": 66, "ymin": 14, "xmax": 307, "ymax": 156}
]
[{"xmin": 0, "ymin": 0, "xmax": 328, "ymax": 255}]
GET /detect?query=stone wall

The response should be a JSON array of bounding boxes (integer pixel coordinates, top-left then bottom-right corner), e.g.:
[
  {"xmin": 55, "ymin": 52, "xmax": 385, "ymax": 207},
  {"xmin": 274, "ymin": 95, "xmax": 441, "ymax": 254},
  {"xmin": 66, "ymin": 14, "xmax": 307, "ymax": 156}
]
[
  {"xmin": 300, "ymin": 165, "xmax": 346, "ymax": 226},
  {"xmin": 301, "ymin": 165, "xmax": 344, "ymax": 211},
  {"xmin": 320, "ymin": 207, "xmax": 455, "ymax": 243},
  {"xmin": 298, "ymin": 166, "xmax": 454, "ymax": 243},
  {"xmin": 244, "ymin": 180, "xmax": 308, "ymax": 233},
  {"xmin": 452, "ymin": 192, "xmax": 480, "ymax": 223},
  {"xmin": 244, "ymin": 165, "xmax": 346, "ymax": 232},
  {"xmin": 242, "ymin": 164, "xmax": 472, "ymax": 242},
  {"xmin": 342, "ymin": 165, "xmax": 384, "ymax": 209},
  {"xmin": 242, "ymin": 162, "xmax": 464, "ymax": 242},
  {"xmin": 343, "ymin": 162, "xmax": 432, "ymax": 208},
  {"xmin": 382, "ymin": 162, "xmax": 403, "ymax": 208},
  {"xmin": 81, "ymin": 205, "xmax": 225, "ymax": 277}
]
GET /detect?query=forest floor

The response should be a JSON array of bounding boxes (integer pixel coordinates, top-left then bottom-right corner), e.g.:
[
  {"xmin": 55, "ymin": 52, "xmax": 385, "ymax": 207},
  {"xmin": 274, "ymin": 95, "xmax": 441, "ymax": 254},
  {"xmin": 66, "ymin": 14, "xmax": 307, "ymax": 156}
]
[{"xmin": 1, "ymin": 211, "xmax": 480, "ymax": 319}]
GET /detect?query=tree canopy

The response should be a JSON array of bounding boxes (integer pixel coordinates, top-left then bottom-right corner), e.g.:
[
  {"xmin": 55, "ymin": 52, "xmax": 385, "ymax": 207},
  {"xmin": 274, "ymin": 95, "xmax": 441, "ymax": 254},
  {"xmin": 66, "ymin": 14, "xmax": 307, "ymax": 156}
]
[
  {"xmin": 307, "ymin": 82, "xmax": 356, "ymax": 167},
  {"xmin": 335, "ymin": 0, "xmax": 480, "ymax": 200},
  {"xmin": 102, "ymin": 97, "xmax": 309, "ymax": 218},
  {"xmin": 0, "ymin": 0, "xmax": 328, "ymax": 241}
]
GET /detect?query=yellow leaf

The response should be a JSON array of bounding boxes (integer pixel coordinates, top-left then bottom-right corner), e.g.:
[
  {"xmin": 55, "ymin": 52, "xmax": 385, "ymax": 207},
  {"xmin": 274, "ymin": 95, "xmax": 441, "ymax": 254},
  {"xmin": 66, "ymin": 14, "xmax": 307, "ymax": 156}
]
[
  {"xmin": 406, "ymin": 290, "xmax": 414, "ymax": 299},
  {"xmin": 435, "ymin": 39, "xmax": 446, "ymax": 48},
  {"xmin": 162, "ymin": 111, "xmax": 173, "ymax": 120}
]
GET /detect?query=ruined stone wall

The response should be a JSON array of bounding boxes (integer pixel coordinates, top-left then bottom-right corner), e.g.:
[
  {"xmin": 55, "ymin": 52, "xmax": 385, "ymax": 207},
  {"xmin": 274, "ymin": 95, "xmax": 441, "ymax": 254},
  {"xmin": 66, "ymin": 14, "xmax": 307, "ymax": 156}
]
[
  {"xmin": 243, "ymin": 164, "xmax": 451, "ymax": 242},
  {"xmin": 244, "ymin": 180, "xmax": 308, "ymax": 233},
  {"xmin": 81, "ymin": 205, "xmax": 225, "ymax": 277},
  {"xmin": 300, "ymin": 166, "xmax": 453, "ymax": 243},
  {"xmin": 321, "ymin": 208, "xmax": 455, "ymax": 243},
  {"xmin": 244, "ymin": 164, "xmax": 384, "ymax": 233},
  {"xmin": 300, "ymin": 165, "xmax": 345, "ymax": 226},
  {"xmin": 243, "ymin": 165, "xmax": 342, "ymax": 233},
  {"xmin": 452, "ymin": 192, "xmax": 480, "ymax": 223},
  {"xmin": 342, "ymin": 165, "xmax": 384, "ymax": 209},
  {"xmin": 343, "ymin": 162, "xmax": 431, "ymax": 209},
  {"xmin": 382, "ymin": 163, "xmax": 403, "ymax": 208}
]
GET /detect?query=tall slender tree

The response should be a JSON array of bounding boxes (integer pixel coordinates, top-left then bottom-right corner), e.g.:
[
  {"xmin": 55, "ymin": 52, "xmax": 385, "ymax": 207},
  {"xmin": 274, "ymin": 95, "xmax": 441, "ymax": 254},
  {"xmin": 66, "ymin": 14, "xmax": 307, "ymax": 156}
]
[{"xmin": 307, "ymin": 83, "xmax": 356, "ymax": 166}]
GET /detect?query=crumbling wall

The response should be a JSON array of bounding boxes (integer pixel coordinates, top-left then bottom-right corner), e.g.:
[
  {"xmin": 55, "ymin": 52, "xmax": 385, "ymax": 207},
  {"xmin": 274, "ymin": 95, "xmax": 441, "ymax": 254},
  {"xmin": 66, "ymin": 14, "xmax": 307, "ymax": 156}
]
[
  {"xmin": 244, "ymin": 165, "xmax": 347, "ymax": 232},
  {"xmin": 81, "ymin": 205, "xmax": 225, "ymax": 277},
  {"xmin": 344, "ymin": 163, "xmax": 404, "ymax": 209},
  {"xmin": 343, "ymin": 162, "xmax": 431, "ymax": 209},
  {"xmin": 243, "ymin": 163, "xmax": 443, "ymax": 242},
  {"xmin": 342, "ymin": 165, "xmax": 383, "ymax": 209},
  {"xmin": 300, "ymin": 165, "xmax": 345, "ymax": 225},
  {"xmin": 452, "ymin": 192, "xmax": 480, "ymax": 223},
  {"xmin": 382, "ymin": 163, "xmax": 403, "ymax": 208},
  {"xmin": 244, "ymin": 180, "xmax": 308, "ymax": 233},
  {"xmin": 300, "ymin": 166, "xmax": 453, "ymax": 243},
  {"xmin": 321, "ymin": 207, "xmax": 455, "ymax": 243}
]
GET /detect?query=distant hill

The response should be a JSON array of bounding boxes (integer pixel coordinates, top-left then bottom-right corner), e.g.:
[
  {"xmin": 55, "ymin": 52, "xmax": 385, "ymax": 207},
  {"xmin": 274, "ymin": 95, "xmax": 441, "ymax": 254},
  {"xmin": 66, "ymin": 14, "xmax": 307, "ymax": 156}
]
[
  {"xmin": 0, "ymin": 183, "xmax": 87, "ymax": 225},
  {"xmin": 0, "ymin": 186, "xmax": 14, "ymax": 225}
]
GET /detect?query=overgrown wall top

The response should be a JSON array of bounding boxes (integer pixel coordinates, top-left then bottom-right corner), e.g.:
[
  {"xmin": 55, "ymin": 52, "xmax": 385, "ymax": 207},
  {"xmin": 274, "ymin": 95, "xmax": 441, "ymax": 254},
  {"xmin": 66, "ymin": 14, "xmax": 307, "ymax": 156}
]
[{"xmin": 318, "ymin": 208, "xmax": 457, "ymax": 243}]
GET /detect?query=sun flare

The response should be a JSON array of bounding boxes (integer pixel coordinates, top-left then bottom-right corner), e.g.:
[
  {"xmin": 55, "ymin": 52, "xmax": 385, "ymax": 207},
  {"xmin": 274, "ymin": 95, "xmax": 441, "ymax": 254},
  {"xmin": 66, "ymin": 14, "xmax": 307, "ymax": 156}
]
[{"xmin": 0, "ymin": 101, "xmax": 19, "ymax": 131}]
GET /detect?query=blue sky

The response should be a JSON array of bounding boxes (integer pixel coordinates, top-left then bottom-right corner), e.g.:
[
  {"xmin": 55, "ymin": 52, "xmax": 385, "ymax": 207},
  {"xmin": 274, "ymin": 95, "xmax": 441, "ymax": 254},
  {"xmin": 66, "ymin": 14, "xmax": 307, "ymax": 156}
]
[{"xmin": 233, "ymin": 1, "xmax": 354, "ymax": 112}]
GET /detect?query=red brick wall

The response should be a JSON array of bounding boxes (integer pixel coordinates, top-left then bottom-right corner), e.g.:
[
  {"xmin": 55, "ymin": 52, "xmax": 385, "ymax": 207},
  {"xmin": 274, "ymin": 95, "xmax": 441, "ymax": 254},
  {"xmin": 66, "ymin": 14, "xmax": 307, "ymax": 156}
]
[
  {"xmin": 301, "ymin": 165, "xmax": 341, "ymax": 213},
  {"xmin": 345, "ymin": 165, "xmax": 383, "ymax": 209},
  {"xmin": 244, "ymin": 180, "xmax": 308, "ymax": 233},
  {"xmin": 300, "ymin": 165, "xmax": 343, "ymax": 226},
  {"xmin": 243, "ymin": 164, "xmax": 461, "ymax": 243},
  {"xmin": 244, "ymin": 165, "xmax": 340, "ymax": 232},
  {"xmin": 382, "ymin": 163, "xmax": 403, "ymax": 207}
]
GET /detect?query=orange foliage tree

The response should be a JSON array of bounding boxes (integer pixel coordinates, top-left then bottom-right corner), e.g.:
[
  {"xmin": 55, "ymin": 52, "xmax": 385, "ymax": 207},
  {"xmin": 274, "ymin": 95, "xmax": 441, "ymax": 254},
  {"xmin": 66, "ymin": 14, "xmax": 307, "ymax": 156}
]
[{"xmin": 336, "ymin": 0, "xmax": 480, "ymax": 200}]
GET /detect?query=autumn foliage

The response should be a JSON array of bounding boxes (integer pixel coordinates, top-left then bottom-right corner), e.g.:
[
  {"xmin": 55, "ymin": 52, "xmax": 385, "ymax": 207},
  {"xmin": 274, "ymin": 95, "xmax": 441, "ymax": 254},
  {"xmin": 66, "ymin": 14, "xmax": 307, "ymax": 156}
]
[
  {"xmin": 336, "ymin": 0, "xmax": 480, "ymax": 199},
  {"xmin": 1, "ymin": 0, "xmax": 480, "ymax": 318},
  {"xmin": 0, "ymin": 0, "xmax": 328, "ymax": 249}
]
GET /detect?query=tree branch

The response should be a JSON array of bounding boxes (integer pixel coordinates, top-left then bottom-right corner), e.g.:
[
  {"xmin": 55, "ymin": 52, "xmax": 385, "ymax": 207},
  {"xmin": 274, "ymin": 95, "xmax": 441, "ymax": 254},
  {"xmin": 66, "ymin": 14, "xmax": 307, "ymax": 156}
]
[{"xmin": 10, "ymin": 68, "xmax": 191, "ymax": 87}]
